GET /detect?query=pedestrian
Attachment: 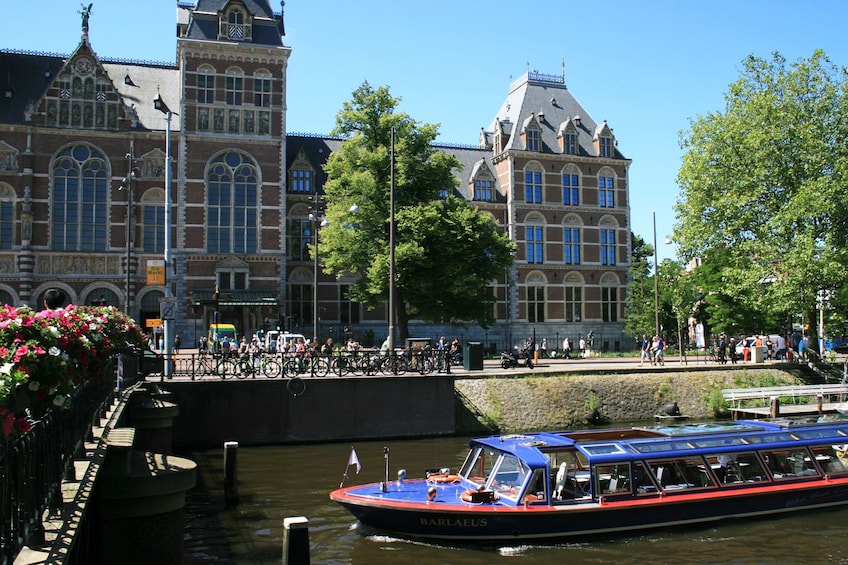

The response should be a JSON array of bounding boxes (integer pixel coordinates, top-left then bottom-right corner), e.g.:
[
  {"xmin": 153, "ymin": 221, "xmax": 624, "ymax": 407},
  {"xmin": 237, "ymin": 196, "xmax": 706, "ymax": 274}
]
[
  {"xmin": 540, "ymin": 338, "xmax": 548, "ymax": 358},
  {"xmin": 578, "ymin": 336, "xmax": 586, "ymax": 359},
  {"xmin": 43, "ymin": 288, "xmax": 67, "ymax": 310},
  {"xmin": 562, "ymin": 337, "xmax": 571, "ymax": 360},
  {"xmin": 174, "ymin": 334, "xmax": 182, "ymax": 354},
  {"xmin": 639, "ymin": 334, "xmax": 651, "ymax": 366}
]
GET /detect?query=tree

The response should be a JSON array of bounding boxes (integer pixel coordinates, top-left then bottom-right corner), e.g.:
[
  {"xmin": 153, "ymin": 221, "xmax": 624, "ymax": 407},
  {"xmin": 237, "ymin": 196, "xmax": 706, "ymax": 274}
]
[
  {"xmin": 318, "ymin": 82, "xmax": 515, "ymax": 341},
  {"xmin": 675, "ymin": 50, "xmax": 848, "ymax": 345},
  {"xmin": 623, "ymin": 232, "xmax": 657, "ymax": 342}
]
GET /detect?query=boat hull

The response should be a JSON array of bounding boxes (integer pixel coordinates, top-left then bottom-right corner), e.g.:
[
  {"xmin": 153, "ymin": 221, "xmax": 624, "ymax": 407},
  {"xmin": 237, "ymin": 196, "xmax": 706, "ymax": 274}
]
[{"xmin": 332, "ymin": 479, "xmax": 848, "ymax": 541}]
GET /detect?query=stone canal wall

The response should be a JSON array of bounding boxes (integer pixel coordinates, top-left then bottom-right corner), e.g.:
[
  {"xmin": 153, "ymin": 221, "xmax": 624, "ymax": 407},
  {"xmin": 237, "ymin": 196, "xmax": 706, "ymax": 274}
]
[
  {"xmin": 453, "ymin": 366, "xmax": 801, "ymax": 434},
  {"xmin": 162, "ymin": 365, "xmax": 806, "ymax": 447}
]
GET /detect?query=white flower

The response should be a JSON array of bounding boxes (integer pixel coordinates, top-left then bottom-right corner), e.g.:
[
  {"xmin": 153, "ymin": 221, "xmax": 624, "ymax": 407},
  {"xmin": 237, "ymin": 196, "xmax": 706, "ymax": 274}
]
[
  {"xmin": 0, "ymin": 362, "xmax": 13, "ymax": 375},
  {"xmin": 28, "ymin": 381, "xmax": 40, "ymax": 391}
]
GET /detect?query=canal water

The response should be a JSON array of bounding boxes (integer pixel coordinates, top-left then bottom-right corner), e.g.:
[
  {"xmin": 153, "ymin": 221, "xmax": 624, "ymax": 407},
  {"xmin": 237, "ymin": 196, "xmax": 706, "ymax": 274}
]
[{"xmin": 181, "ymin": 436, "xmax": 848, "ymax": 564}]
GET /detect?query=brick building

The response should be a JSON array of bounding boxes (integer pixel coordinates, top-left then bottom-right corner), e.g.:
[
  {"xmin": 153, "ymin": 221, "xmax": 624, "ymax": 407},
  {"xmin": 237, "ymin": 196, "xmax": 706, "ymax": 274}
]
[{"xmin": 0, "ymin": 0, "xmax": 631, "ymax": 352}]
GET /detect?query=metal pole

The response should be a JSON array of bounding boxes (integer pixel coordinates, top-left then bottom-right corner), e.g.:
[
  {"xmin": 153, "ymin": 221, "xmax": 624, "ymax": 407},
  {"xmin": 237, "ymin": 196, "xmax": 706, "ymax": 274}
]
[
  {"xmin": 164, "ymin": 110, "xmax": 173, "ymax": 379},
  {"xmin": 312, "ymin": 194, "xmax": 319, "ymax": 346},
  {"xmin": 653, "ymin": 212, "xmax": 660, "ymax": 337},
  {"xmin": 124, "ymin": 150, "xmax": 135, "ymax": 315},
  {"xmin": 388, "ymin": 127, "xmax": 396, "ymax": 352}
]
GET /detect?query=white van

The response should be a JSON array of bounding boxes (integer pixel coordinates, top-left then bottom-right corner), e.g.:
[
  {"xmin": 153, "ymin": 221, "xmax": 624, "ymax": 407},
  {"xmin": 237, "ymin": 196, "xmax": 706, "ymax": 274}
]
[{"xmin": 265, "ymin": 331, "xmax": 306, "ymax": 353}]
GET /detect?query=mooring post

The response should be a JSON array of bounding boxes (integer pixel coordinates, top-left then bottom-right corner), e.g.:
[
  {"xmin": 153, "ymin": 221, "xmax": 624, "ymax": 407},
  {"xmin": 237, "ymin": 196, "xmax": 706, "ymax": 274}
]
[
  {"xmin": 282, "ymin": 516, "xmax": 310, "ymax": 565},
  {"xmin": 224, "ymin": 440, "xmax": 239, "ymax": 507},
  {"xmin": 769, "ymin": 396, "xmax": 780, "ymax": 418}
]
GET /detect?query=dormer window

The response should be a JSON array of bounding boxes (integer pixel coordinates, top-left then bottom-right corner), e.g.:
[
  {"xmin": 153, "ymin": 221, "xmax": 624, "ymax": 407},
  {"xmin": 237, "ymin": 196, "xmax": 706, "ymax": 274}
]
[
  {"xmin": 600, "ymin": 135, "xmax": 613, "ymax": 157},
  {"xmin": 220, "ymin": 6, "xmax": 253, "ymax": 41},
  {"xmin": 526, "ymin": 128, "xmax": 540, "ymax": 151}
]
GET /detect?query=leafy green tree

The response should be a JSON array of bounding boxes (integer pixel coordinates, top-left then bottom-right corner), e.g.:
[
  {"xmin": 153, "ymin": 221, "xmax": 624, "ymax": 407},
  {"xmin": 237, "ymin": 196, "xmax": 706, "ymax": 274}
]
[
  {"xmin": 675, "ymin": 50, "xmax": 848, "ymax": 347},
  {"xmin": 318, "ymin": 82, "xmax": 515, "ymax": 340},
  {"xmin": 624, "ymin": 232, "xmax": 657, "ymax": 342}
]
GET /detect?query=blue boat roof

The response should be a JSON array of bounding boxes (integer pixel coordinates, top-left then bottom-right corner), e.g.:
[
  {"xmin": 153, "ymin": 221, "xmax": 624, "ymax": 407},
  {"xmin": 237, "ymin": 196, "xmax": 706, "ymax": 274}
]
[{"xmin": 470, "ymin": 416, "xmax": 848, "ymax": 466}]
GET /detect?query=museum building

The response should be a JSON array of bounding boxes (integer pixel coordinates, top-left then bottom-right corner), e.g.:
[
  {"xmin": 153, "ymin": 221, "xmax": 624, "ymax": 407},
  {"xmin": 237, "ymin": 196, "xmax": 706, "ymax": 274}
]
[{"xmin": 0, "ymin": 0, "xmax": 631, "ymax": 352}]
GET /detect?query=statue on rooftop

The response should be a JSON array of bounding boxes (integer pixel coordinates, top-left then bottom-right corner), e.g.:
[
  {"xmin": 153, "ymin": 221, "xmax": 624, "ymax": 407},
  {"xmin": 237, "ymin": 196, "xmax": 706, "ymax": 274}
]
[{"xmin": 80, "ymin": 3, "xmax": 93, "ymax": 33}]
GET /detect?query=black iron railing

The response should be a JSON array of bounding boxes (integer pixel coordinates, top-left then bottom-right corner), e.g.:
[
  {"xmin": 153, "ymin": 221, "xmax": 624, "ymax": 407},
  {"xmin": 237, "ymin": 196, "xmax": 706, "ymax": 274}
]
[{"xmin": 0, "ymin": 358, "xmax": 128, "ymax": 564}]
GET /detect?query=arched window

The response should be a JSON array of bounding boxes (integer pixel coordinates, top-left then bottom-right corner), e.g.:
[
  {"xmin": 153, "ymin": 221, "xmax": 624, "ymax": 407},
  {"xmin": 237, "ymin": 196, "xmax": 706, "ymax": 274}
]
[
  {"xmin": 288, "ymin": 268, "xmax": 313, "ymax": 326},
  {"xmin": 524, "ymin": 163, "xmax": 543, "ymax": 204},
  {"xmin": 562, "ymin": 165, "xmax": 580, "ymax": 206},
  {"xmin": 0, "ymin": 183, "xmax": 15, "ymax": 249},
  {"xmin": 600, "ymin": 273, "xmax": 621, "ymax": 322},
  {"xmin": 599, "ymin": 216, "xmax": 619, "ymax": 266},
  {"xmin": 141, "ymin": 188, "xmax": 165, "ymax": 253},
  {"xmin": 598, "ymin": 167, "xmax": 616, "ymax": 208},
  {"xmin": 207, "ymin": 151, "xmax": 259, "ymax": 253},
  {"xmin": 563, "ymin": 213, "xmax": 582, "ymax": 265},
  {"xmin": 525, "ymin": 271, "xmax": 547, "ymax": 323},
  {"xmin": 563, "ymin": 272, "xmax": 584, "ymax": 322},
  {"xmin": 52, "ymin": 144, "xmax": 109, "ymax": 251},
  {"xmin": 254, "ymin": 70, "xmax": 272, "ymax": 107},
  {"xmin": 524, "ymin": 212, "xmax": 545, "ymax": 264}
]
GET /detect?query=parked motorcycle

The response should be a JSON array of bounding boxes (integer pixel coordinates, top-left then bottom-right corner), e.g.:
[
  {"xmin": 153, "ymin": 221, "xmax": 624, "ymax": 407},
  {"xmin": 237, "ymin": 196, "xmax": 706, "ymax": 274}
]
[{"xmin": 500, "ymin": 346, "xmax": 534, "ymax": 369}]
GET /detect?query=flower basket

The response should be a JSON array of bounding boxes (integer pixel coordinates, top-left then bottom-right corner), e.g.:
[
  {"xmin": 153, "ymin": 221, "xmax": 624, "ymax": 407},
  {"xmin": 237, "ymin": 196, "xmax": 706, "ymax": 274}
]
[{"xmin": 0, "ymin": 304, "xmax": 146, "ymax": 440}]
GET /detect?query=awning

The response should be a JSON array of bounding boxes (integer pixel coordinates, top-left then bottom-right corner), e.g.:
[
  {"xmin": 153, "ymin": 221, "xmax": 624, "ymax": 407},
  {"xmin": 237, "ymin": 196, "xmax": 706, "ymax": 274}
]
[{"xmin": 192, "ymin": 290, "xmax": 280, "ymax": 307}]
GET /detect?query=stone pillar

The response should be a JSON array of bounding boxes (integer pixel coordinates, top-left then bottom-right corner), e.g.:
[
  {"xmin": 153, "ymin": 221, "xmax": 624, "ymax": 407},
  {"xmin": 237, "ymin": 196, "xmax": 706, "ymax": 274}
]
[
  {"xmin": 97, "ymin": 428, "xmax": 197, "ymax": 565},
  {"xmin": 129, "ymin": 385, "xmax": 179, "ymax": 455}
]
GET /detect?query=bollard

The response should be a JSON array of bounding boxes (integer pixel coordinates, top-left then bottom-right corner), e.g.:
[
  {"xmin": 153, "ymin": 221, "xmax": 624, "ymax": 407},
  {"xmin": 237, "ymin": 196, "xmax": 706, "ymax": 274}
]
[
  {"xmin": 282, "ymin": 516, "xmax": 310, "ymax": 565},
  {"xmin": 817, "ymin": 394, "xmax": 823, "ymax": 413},
  {"xmin": 224, "ymin": 441, "xmax": 239, "ymax": 507},
  {"xmin": 769, "ymin": 396, "xmax": 780, "ymax": 418}
]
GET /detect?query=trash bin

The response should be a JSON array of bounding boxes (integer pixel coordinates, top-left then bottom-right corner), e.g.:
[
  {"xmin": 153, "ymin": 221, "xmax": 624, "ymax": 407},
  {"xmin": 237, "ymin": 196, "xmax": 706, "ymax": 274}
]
[
  {"xmin": 751, "ymin": 346, "xmax": 765, "ymax": 363},
  {"xmin": 463, "ymin": 342, "xmax": 484, "ymax": 370}
]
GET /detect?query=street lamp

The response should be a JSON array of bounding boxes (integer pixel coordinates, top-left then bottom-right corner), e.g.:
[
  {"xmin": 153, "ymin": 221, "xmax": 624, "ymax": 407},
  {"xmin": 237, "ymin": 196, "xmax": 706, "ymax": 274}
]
[
  {"xmin": 309, "ymin": 192, "xmax": 329, "ymax": 344},
  {"xmin": 118, "ymin": 151, "xmax": 138, "ymax": 315},
  {"xmin": 653, "ymin": 212, "xmax": 660, "ymax": 337},
  {"xmin": 388, "ymin": 126, "xmax": 396, "ymax": 353},
  {"xmin": 154, "ymin": 91, "xmax": 174, "ymax": 378}
]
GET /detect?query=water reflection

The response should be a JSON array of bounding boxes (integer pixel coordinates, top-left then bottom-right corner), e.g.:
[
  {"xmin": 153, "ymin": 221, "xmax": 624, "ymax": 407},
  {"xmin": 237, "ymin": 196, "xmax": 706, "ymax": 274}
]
[{"xmin": 183, "ymin": 436, "xmax": 848, "ymax": 564}]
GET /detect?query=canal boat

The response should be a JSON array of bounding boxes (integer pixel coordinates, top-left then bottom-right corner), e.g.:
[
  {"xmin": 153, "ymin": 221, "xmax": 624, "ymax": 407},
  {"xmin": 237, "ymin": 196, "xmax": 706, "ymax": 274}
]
[{"xmin": 330, "ymin": 417, "xmax": 848, "ymax": 542}]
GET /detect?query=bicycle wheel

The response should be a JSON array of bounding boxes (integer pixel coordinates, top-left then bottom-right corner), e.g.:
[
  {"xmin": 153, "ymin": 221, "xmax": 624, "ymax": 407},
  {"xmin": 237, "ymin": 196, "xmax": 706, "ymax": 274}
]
[
  {"xmin": 217, "ymin": 359, "xmax": 236, "ymax": 379},
  {"xmin": 262, "ymin": 357, "xmax": 282, "ymax": 378},
  {"xmin": 235, "ymin": 358, "xmax": 252, "ymax": 379}
]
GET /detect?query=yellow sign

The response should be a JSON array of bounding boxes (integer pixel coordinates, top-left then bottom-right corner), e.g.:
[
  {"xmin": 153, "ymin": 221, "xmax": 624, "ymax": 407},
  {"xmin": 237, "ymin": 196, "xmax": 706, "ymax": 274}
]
[
  {"xmin": 146, "ymin": 318, "xmax": 162, "ymax": 328},
  {"xmin": 147, "ymin": 259, "xmax": 165, "ymax": 285}
]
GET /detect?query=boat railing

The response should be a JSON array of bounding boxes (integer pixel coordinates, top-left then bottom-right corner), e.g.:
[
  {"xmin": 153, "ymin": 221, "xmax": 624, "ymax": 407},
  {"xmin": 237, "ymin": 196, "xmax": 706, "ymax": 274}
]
[{"xmin": 721, "ymin": 383, "xmax": 848, "ymax": 407}]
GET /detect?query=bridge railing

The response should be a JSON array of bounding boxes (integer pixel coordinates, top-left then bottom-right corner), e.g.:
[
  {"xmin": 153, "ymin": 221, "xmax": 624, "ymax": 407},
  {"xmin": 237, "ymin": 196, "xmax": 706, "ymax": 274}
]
[{"xmin": 0, "ymin": 358, "xmax": 130, "ymax": 564}]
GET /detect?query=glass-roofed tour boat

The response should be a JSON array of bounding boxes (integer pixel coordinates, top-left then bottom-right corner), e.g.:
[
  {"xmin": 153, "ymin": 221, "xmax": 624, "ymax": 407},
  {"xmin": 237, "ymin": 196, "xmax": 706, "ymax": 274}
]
[{"xmin": 330, "ymin": 417, "xmax": 848, "ymax": 542}]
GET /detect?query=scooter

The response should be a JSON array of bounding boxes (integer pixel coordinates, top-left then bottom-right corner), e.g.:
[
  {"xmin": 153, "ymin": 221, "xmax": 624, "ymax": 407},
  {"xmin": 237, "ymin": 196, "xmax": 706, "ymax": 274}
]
[{"xmin": 500, "ymin": 346, "xmax": 534, "ymax": 369}]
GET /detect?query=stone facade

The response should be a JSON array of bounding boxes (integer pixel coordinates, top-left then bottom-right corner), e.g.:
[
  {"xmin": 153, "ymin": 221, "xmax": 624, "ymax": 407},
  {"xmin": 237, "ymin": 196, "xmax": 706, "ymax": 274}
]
[{"xmin": 0, "ymin": 0, "xmax": 632, "ymax": 352}]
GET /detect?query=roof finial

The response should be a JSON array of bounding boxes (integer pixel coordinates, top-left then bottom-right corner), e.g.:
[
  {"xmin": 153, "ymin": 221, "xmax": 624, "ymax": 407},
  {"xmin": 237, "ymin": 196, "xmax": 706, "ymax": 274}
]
[{"xmin": 79, "ymin": 3, "xmax": 93, "ymax": 34}]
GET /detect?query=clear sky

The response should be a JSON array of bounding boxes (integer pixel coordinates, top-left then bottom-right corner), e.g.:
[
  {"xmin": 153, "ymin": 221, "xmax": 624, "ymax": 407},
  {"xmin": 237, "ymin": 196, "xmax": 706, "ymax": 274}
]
[{"xmin": 5, "ymin": 1, "xmax": 848, "ymax": 263}]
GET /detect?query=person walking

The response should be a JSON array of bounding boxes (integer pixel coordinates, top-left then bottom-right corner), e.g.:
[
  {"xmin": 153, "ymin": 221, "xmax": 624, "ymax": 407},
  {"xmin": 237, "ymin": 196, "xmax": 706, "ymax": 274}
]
[
  {"xmin": 639, "ymin": 334, "xmax": 651, "ymax": 366},
  {"xmin": 562, "ymin": 337, "xmax": 571, "ymax": 360}
]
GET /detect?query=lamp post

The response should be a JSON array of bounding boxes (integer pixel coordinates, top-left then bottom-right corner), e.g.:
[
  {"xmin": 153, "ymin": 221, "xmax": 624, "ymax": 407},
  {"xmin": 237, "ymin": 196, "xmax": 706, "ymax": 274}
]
[
  {"xmin": 154, "ymin": 92, "xmax": 174, "ymax": 378},
  {"xmin": 653, "ymin": 212, "xmax": 660, "ymax": 337},
  {"xmin": 118, "ymin": 151, "xmax": 138, "ymax": 315},
  {"xmin": 309, "ymin": 192, "xmax": 329, "ymax": 344},
  {"xmin": 388, "ymin": 126, "xmax": 396, "ymax": 353}
]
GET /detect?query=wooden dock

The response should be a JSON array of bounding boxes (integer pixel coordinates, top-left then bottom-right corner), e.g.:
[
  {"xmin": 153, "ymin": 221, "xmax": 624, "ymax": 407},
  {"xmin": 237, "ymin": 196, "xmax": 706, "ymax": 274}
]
[{"xmin": 731, "ymin": 402, "xmax": 843, "ymax": 419}]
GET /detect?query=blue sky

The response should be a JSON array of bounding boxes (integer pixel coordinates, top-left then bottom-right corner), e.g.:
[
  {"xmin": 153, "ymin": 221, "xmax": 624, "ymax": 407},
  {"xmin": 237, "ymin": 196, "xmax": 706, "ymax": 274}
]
[{"xmin": 5, "ymin": 1, "xmax": 848, "ymax": 263}]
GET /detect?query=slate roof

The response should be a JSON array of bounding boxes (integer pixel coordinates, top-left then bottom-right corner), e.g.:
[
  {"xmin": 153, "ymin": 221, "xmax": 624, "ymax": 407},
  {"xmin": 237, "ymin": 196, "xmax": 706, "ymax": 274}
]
[
  {"xmin": 184, "ymin": 0, "xmax": 284, "ymax": 46},
  {"xmin": 486, "ymin": 72, "xmax": 627, "ymax": 159}
]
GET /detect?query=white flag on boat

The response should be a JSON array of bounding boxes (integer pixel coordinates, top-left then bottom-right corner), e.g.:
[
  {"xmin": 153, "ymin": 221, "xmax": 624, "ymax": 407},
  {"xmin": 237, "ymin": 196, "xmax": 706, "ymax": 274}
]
[{"xmin": 348, "ymin": 447, "xmax": 361, "ymax": 474}]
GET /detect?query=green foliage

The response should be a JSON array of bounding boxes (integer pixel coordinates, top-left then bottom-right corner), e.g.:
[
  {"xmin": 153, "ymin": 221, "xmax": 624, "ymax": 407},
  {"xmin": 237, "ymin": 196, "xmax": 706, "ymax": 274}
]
[
  {"xmin": 706, "ymin": 387, "xmax": 730, "ymax": 418},
  {"xmin": 319, "ymin": 82, "xmax": 515, "ymax": 339},
  {"xmin": 674, "ymin": 50, "xmax": 848, "ymax": 341},
  {"xmin": 624, "ymin": 232, "xmax": 658, "ymax": 338}
]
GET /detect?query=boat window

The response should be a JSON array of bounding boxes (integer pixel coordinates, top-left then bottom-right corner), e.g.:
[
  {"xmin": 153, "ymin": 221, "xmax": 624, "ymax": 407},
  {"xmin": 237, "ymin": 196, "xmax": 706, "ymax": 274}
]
[
  {"xmin": 810, "ymin": 444, "xmax": 848, "ymax": 476},
  {"xmin": 521, "ymin": 468, "xmax": 548, "ymax": 505},
  {"xmin": 744, "ymin": 432, "xmax": 796, "ymax": 445},
  {"xmin": 690, "ymin": 436, "xmax": 749, "ymax": 449},
  {"xmin": 490, "ymin": 454, "xmax": 530, "ymax": 501},
  {"xmin": 460, "ymin": 446, "xmax": 500, "ymax": 486},
  {"xmin": 632, "ymin": 462, "xmax": 658, "ymax": 494},
  {"xmin": 704, "ymin": 451, "xmax": 768, "ymax": 485},
  {"xmin": 647, "ymin": 456, "xmax": 715, "ymax": 490},
  {"xmin": 793, "ymin": 428, "xmax": 846, "ymax": 441},
  {"xmin": 594, "ymin": 463, "xmax": 632, "ymax": 496},
  {"xmin": 548, "ymin": 450, "xmax": 591, "ymax": 503},
  {"xmin": 582, "ymin": 443, "xmax": 627, "ymax": 456},
  {"xmin": 761, "ymin": 448, "xmax": 819, "ymax": 479}
]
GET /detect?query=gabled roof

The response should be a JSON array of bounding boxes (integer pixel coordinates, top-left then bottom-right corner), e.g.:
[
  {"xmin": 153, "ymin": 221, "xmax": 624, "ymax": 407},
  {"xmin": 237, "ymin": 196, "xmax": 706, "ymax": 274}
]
[
  {"xmin": 184, "ymin": 0, "xmax": 284, "ymax": 46},
  {"xmin": 485, "ymin": 72, "xmax": 626, "ymax": 159}
]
